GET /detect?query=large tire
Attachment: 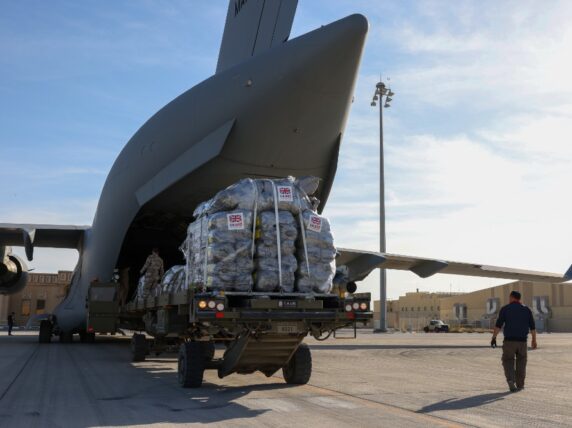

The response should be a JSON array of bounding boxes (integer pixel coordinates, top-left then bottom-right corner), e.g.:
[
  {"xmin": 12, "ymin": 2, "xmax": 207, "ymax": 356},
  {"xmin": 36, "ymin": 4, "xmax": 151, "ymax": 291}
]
[
  {"xmin": 202, "ymin": 342, "xmax": 215, "ymax": 361},
  {"xmin": 131, "ymin": 333, "xmax": 147, "ymax": 362},
  {"xmin": 178, "ymin": 342, "xmax": 205, "ymax": 388},
  {"xmin": 39, "ymin": 320, "xmax": 52, "ymax": 344},
  {"xmin": 423, "ymin": 327, "xmax": 429, "ymax": 333},
  {"xmin": 283, "ymin": 343, "xmax": 312, "ymax": 385}
]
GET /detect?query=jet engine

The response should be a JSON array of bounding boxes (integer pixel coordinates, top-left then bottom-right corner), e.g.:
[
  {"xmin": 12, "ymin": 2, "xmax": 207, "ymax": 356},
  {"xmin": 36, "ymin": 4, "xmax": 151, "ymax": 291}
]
[{"xmin": 0, "ymin": 247, "xmax": 29, "ymax": 295}]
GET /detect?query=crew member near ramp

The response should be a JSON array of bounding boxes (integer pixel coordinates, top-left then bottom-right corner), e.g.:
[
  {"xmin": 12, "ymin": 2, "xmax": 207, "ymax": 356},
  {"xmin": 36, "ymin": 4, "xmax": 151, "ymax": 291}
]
[
  {"xmin": 491, "ymin": 291, "xmax": 537, "ymax": 392},
  {"xmin": 140, "ymin": 248, "xmax": 164, "ymax": 298},
  {"xmin": 7, "ymin": 312, "xmax": 15, "ymax": 336}
]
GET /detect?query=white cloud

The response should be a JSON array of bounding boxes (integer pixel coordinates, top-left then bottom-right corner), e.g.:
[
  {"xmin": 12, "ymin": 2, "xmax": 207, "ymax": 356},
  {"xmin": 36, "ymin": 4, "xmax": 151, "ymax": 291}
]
[{"xmin": 324, "ymin": 1, "xmax": 572, "ymax": 300}]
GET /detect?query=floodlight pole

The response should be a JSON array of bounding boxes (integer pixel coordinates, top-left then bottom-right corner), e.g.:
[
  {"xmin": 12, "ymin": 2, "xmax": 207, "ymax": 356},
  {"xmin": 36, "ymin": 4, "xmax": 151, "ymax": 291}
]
[{"xmin": 371, "ymin": 81, "xmax": 393, "ymax": 333}]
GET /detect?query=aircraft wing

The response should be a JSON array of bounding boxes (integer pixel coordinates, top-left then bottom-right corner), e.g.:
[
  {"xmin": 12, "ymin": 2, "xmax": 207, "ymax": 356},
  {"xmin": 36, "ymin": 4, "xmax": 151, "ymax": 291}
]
[
  {"xmin": 0, "ymin": 223, "xmax": 90, "ymax": 261},
  {"xmin": 337, "ymin": 248, "xmax": 572, "ymax": 284}
]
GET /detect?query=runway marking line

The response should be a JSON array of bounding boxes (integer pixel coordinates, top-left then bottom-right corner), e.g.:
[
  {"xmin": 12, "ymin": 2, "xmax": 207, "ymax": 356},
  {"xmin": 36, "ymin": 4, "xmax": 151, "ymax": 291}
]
[{"xmin": 0, "ymin": 345, "xmax": 39, "ymax": 401}]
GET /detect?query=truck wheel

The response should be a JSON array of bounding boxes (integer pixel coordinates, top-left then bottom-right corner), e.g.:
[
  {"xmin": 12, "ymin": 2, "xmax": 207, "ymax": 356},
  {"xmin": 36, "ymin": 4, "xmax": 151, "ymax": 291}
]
[
  {"xmin": 423, "ymin": 327, "xmax": 429, "ymax": 333},
  {"xmin": 39, "ymin": 320, "xmax": 52, "ymax": 343},
  {"xmin": 59, "ymin": 331, "xmax": 73, "ymax": 343},
  {"xmin": 178, "ymin": 342, "xmax": 205, "ymax": 388},
  {"xmin": 202, "ymin": 342, "xmax": 215, "ymax": 361},
  {"xmin": 131, "ymin": 334, "xmax": 147, "ymax": 362},
  {"xmin": 283, "ymin": 343, "xmax": 312, "ymax": 385}
]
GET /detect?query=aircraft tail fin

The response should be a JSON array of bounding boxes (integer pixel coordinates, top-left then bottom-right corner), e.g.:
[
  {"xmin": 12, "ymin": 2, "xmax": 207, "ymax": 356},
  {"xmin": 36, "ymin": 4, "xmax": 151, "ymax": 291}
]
[{"xmin": 216, "ymin": 0, "xmax": 298, "ymax": 73}]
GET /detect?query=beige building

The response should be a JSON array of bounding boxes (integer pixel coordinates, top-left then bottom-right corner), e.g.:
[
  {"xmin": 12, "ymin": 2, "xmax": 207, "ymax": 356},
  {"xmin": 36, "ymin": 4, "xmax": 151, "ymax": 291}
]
[
  {"xmin": 379, "ymin": 290, "xmax": 464, "ymax": 332},
  {"xmin": 379, "ymin": 280, "xmax": 572, "ymax": 333},
  {"xmin": 0, "ymin": 271, "xmax": 71, "ymax": 327}
]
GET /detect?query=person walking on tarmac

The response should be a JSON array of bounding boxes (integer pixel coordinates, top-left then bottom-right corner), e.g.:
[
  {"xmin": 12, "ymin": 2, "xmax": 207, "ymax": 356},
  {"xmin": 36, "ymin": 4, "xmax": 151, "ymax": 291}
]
[
  {"xmin": 7, "ymin": 312, "xmax": 15, "ymax": 336},
  {"xmin": 491, "ymin": 291, "xmax": 537, "ymax": 392},
  {"xmin": 140, "ymin": 248, "xmax": 164, "ymax": 298}
]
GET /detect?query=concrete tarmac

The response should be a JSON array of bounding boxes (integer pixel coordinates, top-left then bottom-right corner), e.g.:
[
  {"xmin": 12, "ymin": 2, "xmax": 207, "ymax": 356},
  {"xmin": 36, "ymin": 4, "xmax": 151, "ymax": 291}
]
[{"xmin": 1, "ymin": 331, "xmax": 571, "ymax": 427}]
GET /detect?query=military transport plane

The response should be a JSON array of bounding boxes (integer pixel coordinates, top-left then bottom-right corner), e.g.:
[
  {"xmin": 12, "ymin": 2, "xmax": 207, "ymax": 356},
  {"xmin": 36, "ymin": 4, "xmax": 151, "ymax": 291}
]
[{"xmin": 1, "ymin": 1, "xmax": 570, "ymax": 341}]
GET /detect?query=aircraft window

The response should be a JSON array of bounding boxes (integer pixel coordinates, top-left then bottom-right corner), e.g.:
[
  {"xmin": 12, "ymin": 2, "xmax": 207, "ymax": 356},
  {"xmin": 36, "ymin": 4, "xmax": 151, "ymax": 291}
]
[
  {"xmin": 21, "ymin": 300, "xmax": 31, "ymax": 316},
  {"xmin": 36, "ymin": 299, "xmax": 46, "ymax": 315}
]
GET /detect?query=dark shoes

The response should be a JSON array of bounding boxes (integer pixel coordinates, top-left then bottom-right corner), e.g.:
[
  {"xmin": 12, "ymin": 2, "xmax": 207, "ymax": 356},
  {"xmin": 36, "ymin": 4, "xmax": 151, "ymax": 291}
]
[{"xmin": 507, "ymin": 381, "xmax": 525, "ymax": 392}]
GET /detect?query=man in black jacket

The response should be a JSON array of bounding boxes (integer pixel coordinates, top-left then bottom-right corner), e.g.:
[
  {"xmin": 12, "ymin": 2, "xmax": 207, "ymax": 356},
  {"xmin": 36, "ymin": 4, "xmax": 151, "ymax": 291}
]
[{"xmin": 491, "ymin": 291, "xmax": 537, "ymax": 392}]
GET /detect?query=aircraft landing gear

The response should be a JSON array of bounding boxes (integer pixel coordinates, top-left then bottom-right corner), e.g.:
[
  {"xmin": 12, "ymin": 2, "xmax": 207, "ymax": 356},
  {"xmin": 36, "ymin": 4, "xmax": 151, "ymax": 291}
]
[
  {"xmin": 79, "ymin": 331, "xmax": 96, "ymax": 343},
  {"xmin": 131, "ymin": 333, "xmax": 147, "ymax": 362},
  {"xmin": 59, "ymin": 331, "xmax": 74, "ymax": 343},
  {"xmin": 39, "ymin": 320, "xmax": 52, "ymax": 344}
]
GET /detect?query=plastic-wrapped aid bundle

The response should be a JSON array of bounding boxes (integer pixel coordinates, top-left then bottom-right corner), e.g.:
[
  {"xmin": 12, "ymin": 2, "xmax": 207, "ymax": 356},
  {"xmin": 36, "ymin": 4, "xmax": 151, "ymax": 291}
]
[
  {"xmin": 296, "ymin": 210, "xmax": 336, "ymax": 293},
  {"xmin": 254, "ymin": 211, "xmax": 298, "ymax": 292},
  {"xmin": 160, "ymin": 265, "xmax": 186, "ymax": 294},
  {"xmin": 194, "ymin": 177, "xmax": 319, "ymax": 218},
  {"xmin": 187, "ymin": 210, "xmax": 254, "ymax": 291}
]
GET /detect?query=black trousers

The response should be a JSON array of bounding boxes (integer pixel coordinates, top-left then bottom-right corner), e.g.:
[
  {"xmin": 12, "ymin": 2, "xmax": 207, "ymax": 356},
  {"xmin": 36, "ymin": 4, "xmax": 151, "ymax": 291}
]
[{"xmin": 8, "ymin": 324, "xmax": 13, "ymax": 335}]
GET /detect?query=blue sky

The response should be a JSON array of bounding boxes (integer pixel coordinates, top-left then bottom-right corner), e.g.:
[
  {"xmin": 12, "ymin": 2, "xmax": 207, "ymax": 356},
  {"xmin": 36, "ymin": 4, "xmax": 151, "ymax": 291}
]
[{"xmin": 2, "ymin": 1, "xmax": 572, "ymax": 299}]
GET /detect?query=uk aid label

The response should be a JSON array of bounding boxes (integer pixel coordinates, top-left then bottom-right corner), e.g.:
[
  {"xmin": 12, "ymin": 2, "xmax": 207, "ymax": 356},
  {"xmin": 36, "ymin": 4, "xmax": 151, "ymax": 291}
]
[
  {"xmin": 227, "ymin": 212, "xmax": 245, "ymax": 230},
  {"xmin": 308, "ymin": 215, "xmax": 322, "ymax": 232},
  {"xmin": 277, "ymin": 186, "xmax": 294, "ymax": 202}
]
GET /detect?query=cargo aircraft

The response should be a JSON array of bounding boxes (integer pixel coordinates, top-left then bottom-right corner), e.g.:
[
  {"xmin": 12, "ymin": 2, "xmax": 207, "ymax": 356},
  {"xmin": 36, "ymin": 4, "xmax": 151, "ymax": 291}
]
[{"xmin": 1, "ymin": 0, "xmax": 570, "ymax": 340}]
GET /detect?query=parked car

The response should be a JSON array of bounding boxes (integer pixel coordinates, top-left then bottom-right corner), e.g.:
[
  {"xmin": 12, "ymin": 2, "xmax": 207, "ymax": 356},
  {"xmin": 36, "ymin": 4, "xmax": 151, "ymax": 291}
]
[{"xmin": 424, "ymin": 320, "xmax": 449, "ymax": 333}]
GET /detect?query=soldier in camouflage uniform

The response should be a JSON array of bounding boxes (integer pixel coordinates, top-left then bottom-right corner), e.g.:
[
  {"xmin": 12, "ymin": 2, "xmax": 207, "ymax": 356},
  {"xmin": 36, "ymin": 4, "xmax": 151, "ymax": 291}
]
[{"xmin": 140, "ymin": 248, "xmax": 164, "ymax": 298}]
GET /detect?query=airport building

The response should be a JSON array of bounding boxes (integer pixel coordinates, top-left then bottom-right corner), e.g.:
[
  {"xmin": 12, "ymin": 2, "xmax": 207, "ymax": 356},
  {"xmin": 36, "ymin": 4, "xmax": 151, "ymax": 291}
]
[
  {"xmin": 0, "ymin": 271, "xmax": 71, "ymax": 327},
  {"xmin": 378, "ymin": 280, "xmax": 572, "ymax": 332}
]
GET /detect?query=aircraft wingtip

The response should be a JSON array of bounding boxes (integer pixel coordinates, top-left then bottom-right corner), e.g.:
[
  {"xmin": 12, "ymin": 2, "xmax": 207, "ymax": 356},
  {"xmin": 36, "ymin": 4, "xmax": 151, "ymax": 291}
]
[{"xmin": 564, "ymin": 264, "xmax": 572, "ymax": 281}]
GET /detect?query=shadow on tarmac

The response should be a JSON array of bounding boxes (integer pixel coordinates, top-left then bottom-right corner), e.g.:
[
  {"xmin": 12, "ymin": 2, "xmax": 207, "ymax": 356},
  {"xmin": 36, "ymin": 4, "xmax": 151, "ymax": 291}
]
[
  {"xmin": 0, "ymin": 333, "xmax": 294, "ymax": 426},
  {"xmin": 311, "ymin": 344, "xmax": 488, "ymax": 350},
  {"xmin": 418, "ymin": 392, "xmax": 511, "ymax": 413}
]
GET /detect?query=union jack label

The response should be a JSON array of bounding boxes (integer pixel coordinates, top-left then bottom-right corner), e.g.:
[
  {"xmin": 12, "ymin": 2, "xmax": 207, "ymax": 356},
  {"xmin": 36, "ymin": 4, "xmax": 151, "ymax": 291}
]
[
  {"xmin": 227, "ymin": 212, "xmax": 245, "ymax": 230},
  {"xmin": 277, "ymin": 186, "xmax": 294, "ymax": 202},
  {"xmin": 308, "ymin": 214, "xmax": 322, "ymax": 232}
]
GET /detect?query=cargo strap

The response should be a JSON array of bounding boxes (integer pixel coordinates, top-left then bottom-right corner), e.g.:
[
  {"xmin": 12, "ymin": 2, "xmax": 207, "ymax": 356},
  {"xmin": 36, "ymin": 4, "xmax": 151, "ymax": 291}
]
[
  {"xmin": 296, "ymin": 198, "xmax": 311, "ymax": 279},
  {"xmin": 249, "ymin": 179, "xmax": 258, "ymax": 292},
  {"xmin": 270, "ymin": 181, "xmax": 283, "ymax": 290}
]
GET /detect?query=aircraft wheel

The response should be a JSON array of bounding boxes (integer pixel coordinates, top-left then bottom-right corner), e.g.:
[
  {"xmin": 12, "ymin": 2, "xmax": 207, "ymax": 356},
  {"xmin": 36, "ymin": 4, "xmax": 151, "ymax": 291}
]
[
  {"xmin": 39, "ymin": 320, "xmax": 52, "ymax": 344},
  {"xmin": 178, "ymin": 342, "xmax": 205, "ymax": 388},
  {"xmin": 131, "ymin": 333, "xmax": 147, "ymax": 362},
  {"xmin": 283, "ymin": 343, "xmax": 312, "ymax": 385},
  {"xmin": 59, "ymin": 331, "xmax": 73, "ymax": 343},
  {"xmin": 80, "ymin": 331, "xmax": 96, "ymax": 343}
]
